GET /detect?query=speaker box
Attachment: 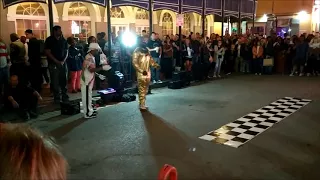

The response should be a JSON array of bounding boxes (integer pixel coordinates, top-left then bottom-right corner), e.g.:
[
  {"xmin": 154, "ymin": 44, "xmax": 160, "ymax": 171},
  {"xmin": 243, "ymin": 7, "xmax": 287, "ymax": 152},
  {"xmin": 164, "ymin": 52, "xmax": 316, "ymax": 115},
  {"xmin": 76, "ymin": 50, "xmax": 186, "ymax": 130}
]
[
  {"xmin": 60, "ymin": 101, "xmax": 80, "ymax": 115},
  {"xmin": 108, "ymin": 71, "xmax": 125, "ymax": 92},
  {"xmin": 168, "ymin": 80, "xmax": 184, "ymax": 89},
  {"xmin": 98, "ymin": 88, "xmax": 117, "ymax": 104},
  {"xmin": 172, "ymin": 71, "xmax": 187, "ymax": 81}
]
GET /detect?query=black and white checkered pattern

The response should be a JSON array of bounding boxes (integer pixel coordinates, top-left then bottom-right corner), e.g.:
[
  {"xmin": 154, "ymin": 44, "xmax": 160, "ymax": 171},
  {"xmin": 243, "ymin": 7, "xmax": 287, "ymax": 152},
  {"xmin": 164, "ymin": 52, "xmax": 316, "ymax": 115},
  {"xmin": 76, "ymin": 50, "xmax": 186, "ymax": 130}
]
[{"xmin": 199, "ymin": 97, "xmax": 312, "ymax": 148}]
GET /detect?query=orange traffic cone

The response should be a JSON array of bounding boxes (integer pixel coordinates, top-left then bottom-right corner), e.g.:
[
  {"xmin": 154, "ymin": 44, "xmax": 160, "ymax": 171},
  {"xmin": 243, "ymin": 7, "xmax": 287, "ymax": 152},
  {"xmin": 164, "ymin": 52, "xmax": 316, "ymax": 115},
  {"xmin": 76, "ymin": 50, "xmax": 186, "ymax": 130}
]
[{"xmin": 158, "ymin": 164, "xmax": 178, "ymax": 180}]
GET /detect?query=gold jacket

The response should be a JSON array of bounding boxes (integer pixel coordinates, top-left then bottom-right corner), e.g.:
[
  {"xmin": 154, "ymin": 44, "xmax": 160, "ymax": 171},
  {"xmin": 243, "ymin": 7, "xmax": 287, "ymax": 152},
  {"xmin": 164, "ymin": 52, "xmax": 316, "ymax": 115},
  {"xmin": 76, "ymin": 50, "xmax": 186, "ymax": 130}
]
[{"xmin": 132, "ymin": 47, "xmax": 160, "ymax": 79}]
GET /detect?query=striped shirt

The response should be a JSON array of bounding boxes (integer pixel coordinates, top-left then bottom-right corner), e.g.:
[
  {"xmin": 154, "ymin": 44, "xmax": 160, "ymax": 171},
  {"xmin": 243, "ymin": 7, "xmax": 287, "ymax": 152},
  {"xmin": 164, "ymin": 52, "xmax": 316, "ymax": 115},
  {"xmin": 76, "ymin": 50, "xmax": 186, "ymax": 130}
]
[{"xmin": 0, "ymin": 41, "xmax": 8, "ymax": 68}]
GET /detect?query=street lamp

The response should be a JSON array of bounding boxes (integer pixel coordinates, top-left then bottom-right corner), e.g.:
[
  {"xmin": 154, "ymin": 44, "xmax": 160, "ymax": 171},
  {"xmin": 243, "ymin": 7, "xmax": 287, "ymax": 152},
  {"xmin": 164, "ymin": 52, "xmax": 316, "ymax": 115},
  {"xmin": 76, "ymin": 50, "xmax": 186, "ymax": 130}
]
[{"xmin": 297, "ymin": 11, "xmax": 308, "ymax": 22}]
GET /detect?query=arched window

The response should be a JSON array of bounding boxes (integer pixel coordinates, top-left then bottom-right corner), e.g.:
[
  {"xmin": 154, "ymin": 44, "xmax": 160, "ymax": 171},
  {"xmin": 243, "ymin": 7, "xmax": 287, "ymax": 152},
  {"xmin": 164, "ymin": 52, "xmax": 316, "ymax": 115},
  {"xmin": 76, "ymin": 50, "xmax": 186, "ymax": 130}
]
[
  {"xmin": 200, "ymin": 16, "xmax": 209, "ymax": 32},
  {"xmin": 162, "ymin": 12, "xmax": 173, "ymax": 36},
  {"xmin": 135, "ymin": 8, "xmax": 148, "ymax": 20},
  {"xmin": 68, "ymin": 2, "xmax": 91, "ymax": 41},
  {"xmin": 111, "ymin": 7, "xmax": 125, "ymax": 18},
  {"xmin": 16, "ymin": 3, "xmax": 47, "ymax": 40},
  {"xmin": 182, "ymin": 14, "xmax": 191, "ymax": 35},
  {"xmin": 135, "ymin": 8, "xmax": 149, "ymax": 35}
]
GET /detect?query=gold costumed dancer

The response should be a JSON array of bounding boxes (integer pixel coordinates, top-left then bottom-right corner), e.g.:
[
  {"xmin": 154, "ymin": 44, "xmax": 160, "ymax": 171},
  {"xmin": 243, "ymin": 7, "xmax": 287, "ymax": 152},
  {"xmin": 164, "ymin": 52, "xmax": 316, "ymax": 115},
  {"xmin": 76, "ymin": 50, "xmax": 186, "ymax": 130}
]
[{"xmin": 132, "ymin": 39, "xmax": 160, "ymax": 110}]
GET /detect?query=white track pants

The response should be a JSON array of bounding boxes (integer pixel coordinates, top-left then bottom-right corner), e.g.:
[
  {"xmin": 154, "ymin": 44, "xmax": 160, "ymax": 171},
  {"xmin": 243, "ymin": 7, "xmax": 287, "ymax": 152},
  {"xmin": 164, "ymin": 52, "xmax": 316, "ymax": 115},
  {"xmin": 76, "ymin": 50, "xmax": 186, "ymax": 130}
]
[{"xmin": 81, "ymin": 82, "xmax": 93, "ymax": 117}]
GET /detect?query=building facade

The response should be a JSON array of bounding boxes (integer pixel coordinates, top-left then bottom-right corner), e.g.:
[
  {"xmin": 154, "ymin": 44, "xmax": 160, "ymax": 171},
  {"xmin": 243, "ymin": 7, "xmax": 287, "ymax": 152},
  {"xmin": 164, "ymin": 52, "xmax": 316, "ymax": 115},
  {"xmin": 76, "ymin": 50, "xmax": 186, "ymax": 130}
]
[
  {"xmin": 0, "ymin": 0, "xmax": 255, "ymax": 44},
  {"xmin": 249, "ymin": 0, "xmax": 316, "ymax": 36}
]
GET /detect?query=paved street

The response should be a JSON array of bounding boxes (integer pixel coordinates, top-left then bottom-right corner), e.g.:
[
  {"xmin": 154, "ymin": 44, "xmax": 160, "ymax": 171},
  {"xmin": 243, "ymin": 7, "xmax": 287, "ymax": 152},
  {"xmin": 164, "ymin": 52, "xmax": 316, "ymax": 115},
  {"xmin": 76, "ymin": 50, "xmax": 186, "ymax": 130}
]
[{"xmin": 28, "ymin": 75, "xmax": 320, "ymax": 180}]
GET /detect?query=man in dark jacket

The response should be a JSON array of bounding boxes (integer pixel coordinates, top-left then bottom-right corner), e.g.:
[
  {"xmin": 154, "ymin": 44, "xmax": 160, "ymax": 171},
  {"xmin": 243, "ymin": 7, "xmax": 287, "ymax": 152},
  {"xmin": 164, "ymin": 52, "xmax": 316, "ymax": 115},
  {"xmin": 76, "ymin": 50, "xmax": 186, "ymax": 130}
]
[
  {"xmin": 4, "ymin": 75, "xmax": 42, "ymax": 120},
  {"xmin": 25, "ymin": 29, "xmax": 42, "ymax": 92}
]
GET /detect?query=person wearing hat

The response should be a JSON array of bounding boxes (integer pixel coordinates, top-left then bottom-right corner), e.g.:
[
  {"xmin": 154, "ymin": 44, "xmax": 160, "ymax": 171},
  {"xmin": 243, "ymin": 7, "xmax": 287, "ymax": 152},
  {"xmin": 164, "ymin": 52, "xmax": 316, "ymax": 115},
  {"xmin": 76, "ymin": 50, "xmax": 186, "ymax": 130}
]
[
  {"xmin": 132, "ymin": 37, "xmax": 160, "ymax": 110},
  {"xmin": 81, "ymin": 43, "xmax": 109, "ymax": 118}
]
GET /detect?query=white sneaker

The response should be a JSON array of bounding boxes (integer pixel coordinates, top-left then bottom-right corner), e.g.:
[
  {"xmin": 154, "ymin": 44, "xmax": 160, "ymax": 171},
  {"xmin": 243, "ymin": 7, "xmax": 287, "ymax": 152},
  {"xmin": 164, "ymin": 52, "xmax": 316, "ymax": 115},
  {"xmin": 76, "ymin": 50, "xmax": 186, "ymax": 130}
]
[
  {"xmin": 218, "ymin": 75, "xmax": 221, "ymax": 78},
  {"xmin": 307, "ymin": 73, "xmax": 311, "ymax": 77},
  {"xmin": 152, "ymin": 80, "xmax": 157, "ymax": 84},
  {"xmin": 139, "ymin": 105, "xmax": 149, "ymax": 110},
  {"xmin": 259, "ymin": 73, "xmax": 262, "ymax": 76},
  {"xmin": 299, "ymin": 73, "xmax": 304, "ymax": 77},
  {"xmin": 289, "ymin": 74, "xmax": 294, "ymax": 76},
  {"xmin": 157, "ymin": 80, "xmax": 163, "ymax": 83},
  {"xmin": 84, "ymin": 113, "xmax": 97, "ymax": 119},
  {"xmin": 213, "ymin": 75, "xmax": 217, "ymax": 78},
  {"xmin": 255, "ymin": 73, "xmax": 258, "ymax": 75}
]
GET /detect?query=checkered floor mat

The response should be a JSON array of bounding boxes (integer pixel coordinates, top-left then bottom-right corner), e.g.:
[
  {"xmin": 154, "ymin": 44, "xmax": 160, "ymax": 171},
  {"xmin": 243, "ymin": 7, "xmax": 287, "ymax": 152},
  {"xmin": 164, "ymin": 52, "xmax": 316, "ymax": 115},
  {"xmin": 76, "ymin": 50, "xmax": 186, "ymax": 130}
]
[{"xmin": 199, "ymin": 97, "xmax": 312, "ymax": 148}]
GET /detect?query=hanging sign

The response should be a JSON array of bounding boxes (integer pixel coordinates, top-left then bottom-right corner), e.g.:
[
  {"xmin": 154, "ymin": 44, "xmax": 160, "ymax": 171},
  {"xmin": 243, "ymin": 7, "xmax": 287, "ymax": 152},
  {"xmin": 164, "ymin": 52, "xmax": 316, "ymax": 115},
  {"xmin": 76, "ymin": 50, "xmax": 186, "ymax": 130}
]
[{"xmin": 176, "ymin": 14, "xmax": 184, "ymax": 26}]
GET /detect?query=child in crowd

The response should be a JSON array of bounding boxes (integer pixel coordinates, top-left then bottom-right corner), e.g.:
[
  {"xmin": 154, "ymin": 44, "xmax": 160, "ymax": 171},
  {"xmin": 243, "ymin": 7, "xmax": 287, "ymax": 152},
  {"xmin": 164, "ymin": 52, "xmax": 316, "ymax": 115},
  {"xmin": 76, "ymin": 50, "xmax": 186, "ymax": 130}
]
[{"xmin": 67, "ymin": 37, "xmax": 83, "ymax": 93}]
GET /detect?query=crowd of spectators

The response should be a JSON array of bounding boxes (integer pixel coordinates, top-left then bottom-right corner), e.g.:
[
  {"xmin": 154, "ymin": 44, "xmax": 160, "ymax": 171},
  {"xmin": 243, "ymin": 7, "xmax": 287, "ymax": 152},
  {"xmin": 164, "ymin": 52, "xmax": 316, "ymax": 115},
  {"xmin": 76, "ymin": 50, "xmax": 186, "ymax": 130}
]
[{"xmin": 0, "ymin": 26, "xmax": 319, "ymax": 120}]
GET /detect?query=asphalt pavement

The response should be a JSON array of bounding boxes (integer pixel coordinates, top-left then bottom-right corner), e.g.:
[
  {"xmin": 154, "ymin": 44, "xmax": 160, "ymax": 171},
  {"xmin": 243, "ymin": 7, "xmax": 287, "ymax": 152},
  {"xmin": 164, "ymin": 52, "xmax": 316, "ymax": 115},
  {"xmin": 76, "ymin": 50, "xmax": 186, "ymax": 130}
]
[{"xmin": 28, "ymin": 75, "xmax": 320, "ymax": 180}]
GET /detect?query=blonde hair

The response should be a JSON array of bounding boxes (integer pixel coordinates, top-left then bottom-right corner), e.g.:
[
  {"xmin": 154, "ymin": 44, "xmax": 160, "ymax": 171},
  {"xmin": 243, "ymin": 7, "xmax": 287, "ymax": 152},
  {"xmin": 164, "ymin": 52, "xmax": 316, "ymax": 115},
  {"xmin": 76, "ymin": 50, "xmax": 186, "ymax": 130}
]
[{"xmin": 0, "ymin": 123, "xmax": 68, "ymax": 180}]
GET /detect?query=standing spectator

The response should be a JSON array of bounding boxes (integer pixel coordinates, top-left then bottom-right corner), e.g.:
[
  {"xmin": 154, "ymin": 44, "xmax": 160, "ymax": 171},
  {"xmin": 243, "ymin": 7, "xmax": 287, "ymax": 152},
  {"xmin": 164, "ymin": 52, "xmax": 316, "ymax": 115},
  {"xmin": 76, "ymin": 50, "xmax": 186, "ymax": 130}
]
[
  {"xmin": 44, "ymin": 26, "xmax": 69, "ymax": 103},
  {"xmin": 223, "ymin": 37, "xmax": 233, "ymax": 75},
  {"xmin": 141, "ymin": 30, "xmax": 147, "ymax": 39},
  {"xmin": 162, "ymin": 36, "xmax": 173, "ymax": 79},
  {"xmin": 252, "ymin": 40, "xmax": 264, "ymax": 75},
  {"xmin": 207, "ymin": 41, "xmax": 216, "ymax": 78},
  {"xmin": 171, "ymin": 34, "xmax": 180, "ymax": 68},
  {"xmin": 213, "ymin": 40, "xmax": 225, "ymax": 77},
  {"xmin": 147, "ymin": 32, "xmax": 162, "ymax": 83},
  {"xmin": 97, "ymin": 32, "xmax": 106, "ymax": 50},
  {"xmin": 9, "ymin": 33, "xmax": 27, "ymax": 86},
  {"xmin": 307, "ymin": 34, "xmax": 320, "ymax": 76},
  {"xmin": 190, "ymin": 34, "xmax": 201, "ymax": 64},
  {"xmin": 235, "ymin": 38, "xmax": 246, "ymax": 73},
  {"xmin": 290, "ymin": 36, "xmax": 309, "ymax": 76},
  {"xmin": 20, "ymin": 36, "xmax": 28, "ymax": 63},
  {"xmin": 0, "ymin": 37, "xmax": 9, "ymax": 102},
  {"xmin": 183, "ymin": 38, "xmax": 193, "ymax": 72},
  {"xmin": 66, "ymin": 37, "xmax": 83, "ymax": 93},
  {"xmin": 264, "ymin": 36, "xmax": 275, "ymax": 74},
  {"xmin": 202, "ymin": 40, "xmax": 213, "ymax": 78},
  {"xmin": 25, "ymin": 29, "xmax": 42, "ymax": 93}
]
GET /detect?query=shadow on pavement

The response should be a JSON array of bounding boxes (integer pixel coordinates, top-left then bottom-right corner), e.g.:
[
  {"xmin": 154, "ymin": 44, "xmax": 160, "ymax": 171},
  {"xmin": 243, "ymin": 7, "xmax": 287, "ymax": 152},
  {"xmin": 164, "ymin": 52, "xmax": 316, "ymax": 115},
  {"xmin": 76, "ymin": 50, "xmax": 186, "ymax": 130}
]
[
  {"xmin": 141, "ymin": 110, "xmax": 222, "ymax": 179},
  {"xmin": 48, "ymin": 117, "xmax": 88, "ymax": 139}
]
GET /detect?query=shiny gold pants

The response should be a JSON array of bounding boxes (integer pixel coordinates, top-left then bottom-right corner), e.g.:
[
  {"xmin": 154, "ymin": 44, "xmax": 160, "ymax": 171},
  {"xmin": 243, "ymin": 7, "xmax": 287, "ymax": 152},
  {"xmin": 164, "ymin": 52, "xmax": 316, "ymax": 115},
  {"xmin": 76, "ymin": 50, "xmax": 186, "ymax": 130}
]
[{"xmin": 137, "ymin": 77, "xmax": 150, "ymax": 106}]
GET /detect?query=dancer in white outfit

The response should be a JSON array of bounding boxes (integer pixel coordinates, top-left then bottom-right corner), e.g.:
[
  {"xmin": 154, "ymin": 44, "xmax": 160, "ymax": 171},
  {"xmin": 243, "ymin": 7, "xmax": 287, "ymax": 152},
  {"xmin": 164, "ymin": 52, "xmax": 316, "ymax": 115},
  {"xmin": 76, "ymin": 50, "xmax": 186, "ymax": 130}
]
[{"xmin": 81, "ymin": 43, "xmax": 109, "ymax": 118}]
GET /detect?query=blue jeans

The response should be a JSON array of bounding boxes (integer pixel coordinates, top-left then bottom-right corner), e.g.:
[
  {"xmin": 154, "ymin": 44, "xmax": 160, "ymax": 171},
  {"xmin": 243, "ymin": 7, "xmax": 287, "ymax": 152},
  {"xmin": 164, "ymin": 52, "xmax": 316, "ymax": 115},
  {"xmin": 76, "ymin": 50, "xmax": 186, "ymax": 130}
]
[
  {"xmin": 241, "ymin": 59, "xmax": 250, "ymax": 73},
  {"xmin": 151, "ymin": 57, "xmax": 160, "ymax": 81}
]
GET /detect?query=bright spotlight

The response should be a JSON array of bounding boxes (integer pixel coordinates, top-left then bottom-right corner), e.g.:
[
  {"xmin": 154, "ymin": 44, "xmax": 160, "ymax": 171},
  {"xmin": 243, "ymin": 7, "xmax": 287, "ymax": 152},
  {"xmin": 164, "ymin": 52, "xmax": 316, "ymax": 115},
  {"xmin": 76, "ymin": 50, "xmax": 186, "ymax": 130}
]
[
  {"xmin": 260, "ymin": 14, "xmax": 268, "ymax": 22},
  {"xmin": 297, "ymin": 11, "xmax": 308, "ymax": 21},
  {"xmin": 121, "ymin": 31, "xmax": 137, "ymax": 47}
]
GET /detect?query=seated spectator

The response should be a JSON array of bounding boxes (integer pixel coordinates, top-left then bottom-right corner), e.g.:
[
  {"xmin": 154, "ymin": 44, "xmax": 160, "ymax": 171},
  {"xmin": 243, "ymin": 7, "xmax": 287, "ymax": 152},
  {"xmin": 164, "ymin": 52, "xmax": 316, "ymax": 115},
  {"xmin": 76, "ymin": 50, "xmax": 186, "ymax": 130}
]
[
  {"xmin": 0, "ymin": 123, "xmax": 68, "ymax": 180},
  {"xmin": 66, "ymin": 37, "xmax": 83, "ymax": 93},
  {"xmin": 4, "ymin": 75, "xmax": 42, "ymax": 120}
]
